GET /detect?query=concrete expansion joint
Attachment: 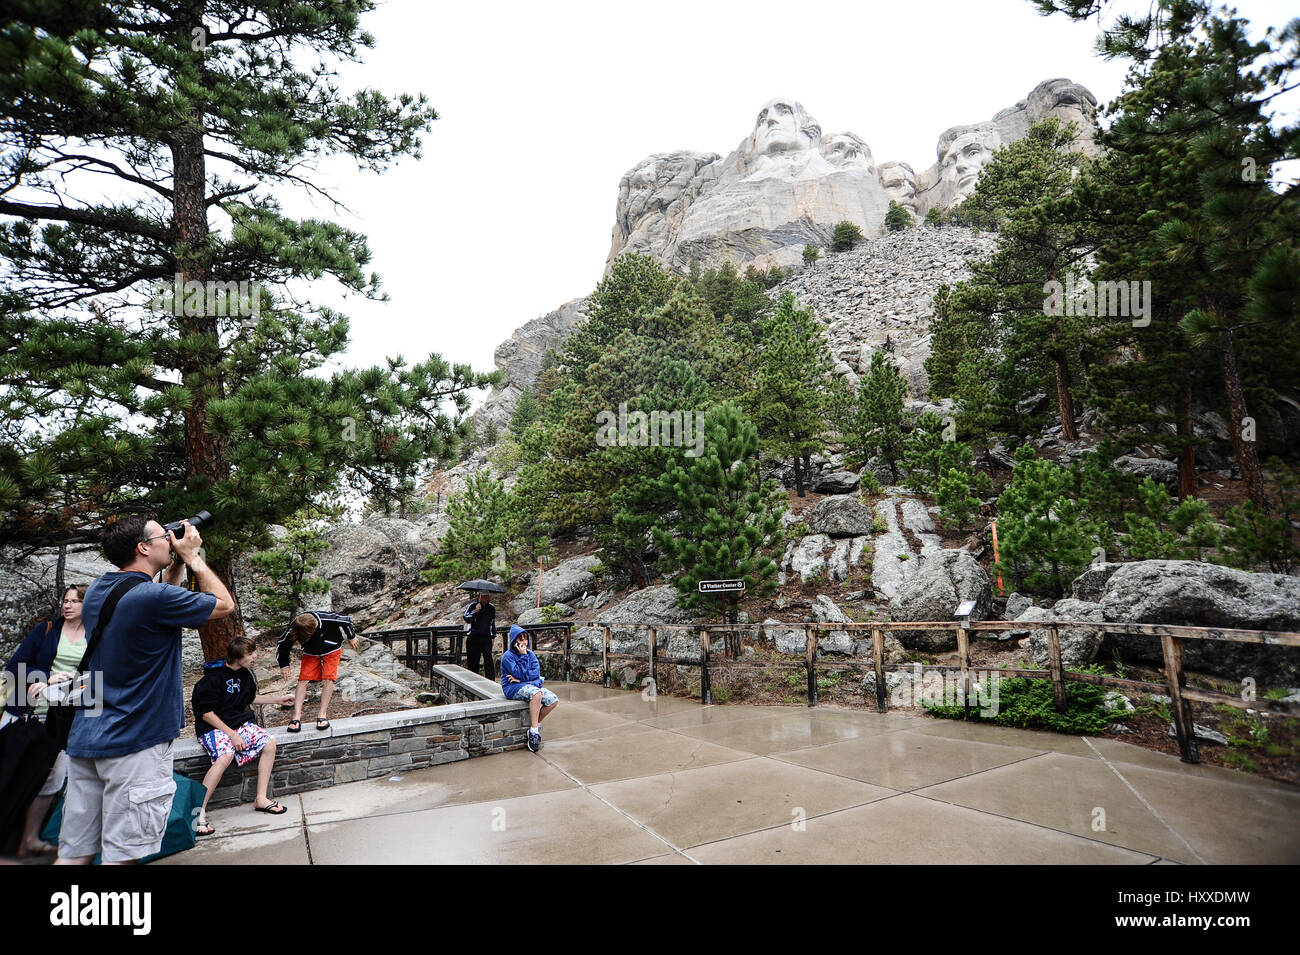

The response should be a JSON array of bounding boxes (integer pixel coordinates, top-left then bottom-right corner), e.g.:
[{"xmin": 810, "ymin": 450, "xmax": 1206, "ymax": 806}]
[
  {"xmin": 1081, "ymin": 736, "xmax": 1208, "ymax": 865},
  {"xmin": 535, "ymin": 750, "xmax": 703, "ymax": 865}
]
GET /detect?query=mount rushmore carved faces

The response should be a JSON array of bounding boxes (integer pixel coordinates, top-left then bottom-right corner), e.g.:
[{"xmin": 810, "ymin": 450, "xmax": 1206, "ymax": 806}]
[
  {"xmin": 878, "ymin": 161, "xmax": 919, "ymax": 215},
  {"xmin": 937, "ymin": 124, "xmax": 1000, "ymax": 200},
  {"xmin": 749, "ymin": 98, "xmax": 822, "ymax": 158},
  {"xmin": 821, "ymin": 132, "xmax": 876, "ymax": 173}
]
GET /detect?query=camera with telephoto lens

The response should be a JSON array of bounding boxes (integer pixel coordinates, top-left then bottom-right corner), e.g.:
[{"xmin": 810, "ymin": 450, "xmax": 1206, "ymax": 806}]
[{"xmin": 163, "ymin": 510, "xmax": 214, "ymax": 538}]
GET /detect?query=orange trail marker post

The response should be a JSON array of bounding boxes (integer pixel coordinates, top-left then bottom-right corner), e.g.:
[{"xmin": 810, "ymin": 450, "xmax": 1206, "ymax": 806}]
[{"xmin": 991, "ymin": 520, "xmax": 1004, "ymax": 594}]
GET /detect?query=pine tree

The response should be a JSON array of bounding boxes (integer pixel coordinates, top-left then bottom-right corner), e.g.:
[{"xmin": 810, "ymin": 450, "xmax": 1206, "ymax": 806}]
[
  {"xmin": 996, "ymin": 446, "xmax": 1098, "ymax": 596},
  {"xmin": 249, "ymin": 511, "xmax": 334, "ymax": 631},
  {"xmin": 884, "ymin": 201, "xmax": 912, "ymax": 231},
  {"xmin": 0, "ymin": 3, "xmax": 494, "ymax": 658},
  {"xmin": 902, "ymin": 412, "xmax": 975, "ymax": 496},
  {"xmin": 937, "ymin": 468, "xmax": 983, "ymax": 531},
  {"xmin": 832, "ymin": 221, "xmax": 864, "ymax": 251},
  {"xmin": 744, "ymin": 293, "xmax": 835, "ymax": 497},
  {"xmin": 1035, "ymin": 1, "xmax": 1300, "ymax": 510},
  {"xmin": 654, "ymin": 403, "xmax": 784, "ymax": 623},
  {"xmin": 957, "ymin": 118, "xmax": 1099, "ymax": 441},
  {"xmin": 425, "ymin": 468, "xmax": 511, "ymax": 584},
  {"xmin": 840, "ymin": 351, "xmax": 907, "ymax": 484}
]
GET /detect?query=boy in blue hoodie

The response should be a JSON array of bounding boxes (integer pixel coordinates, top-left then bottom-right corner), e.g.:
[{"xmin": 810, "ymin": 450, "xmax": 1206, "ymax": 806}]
[{"xmin": 499, "ymin": 624, "xmax": 557, "ymax": 752}]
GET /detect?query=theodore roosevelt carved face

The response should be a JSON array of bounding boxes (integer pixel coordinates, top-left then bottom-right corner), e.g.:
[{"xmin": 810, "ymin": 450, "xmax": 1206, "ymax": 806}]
[{"xmin": 878, "ymin": 161, "xmax": 918, "ymax": 214}]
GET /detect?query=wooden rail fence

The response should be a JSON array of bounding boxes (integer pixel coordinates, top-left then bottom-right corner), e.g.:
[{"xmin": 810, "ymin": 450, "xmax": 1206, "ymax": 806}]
[
  {"xmin": 587, "ymin": 619, "xmax": 1300, "ymax": 765},
  {"xmin": 367, "ymin": 618, "xmax": 1299, "ymax": 765}
]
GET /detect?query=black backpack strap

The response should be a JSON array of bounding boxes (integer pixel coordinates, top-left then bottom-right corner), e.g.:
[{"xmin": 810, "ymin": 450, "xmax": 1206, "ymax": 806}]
[{"xmin": 75, "ymin": 575, "xmax": 150, "ymax": 674}]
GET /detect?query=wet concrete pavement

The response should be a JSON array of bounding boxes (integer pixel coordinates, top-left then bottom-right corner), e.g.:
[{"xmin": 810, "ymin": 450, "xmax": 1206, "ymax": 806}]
[{"xmin": 158, "ymin": 683, "xmax": 1300, "ymax": 865}]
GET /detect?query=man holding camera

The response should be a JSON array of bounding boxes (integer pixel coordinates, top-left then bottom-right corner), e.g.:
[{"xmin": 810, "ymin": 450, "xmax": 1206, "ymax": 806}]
[{"xmin": 55, "ymin": 515, "xmax": 234, "ymax": 865}]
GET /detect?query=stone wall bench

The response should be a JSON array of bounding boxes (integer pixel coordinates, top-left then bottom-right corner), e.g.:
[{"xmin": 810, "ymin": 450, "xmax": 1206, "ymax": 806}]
[{"xmin": 174, "ymin": 665, "xmax": 528, "ymax": 810}]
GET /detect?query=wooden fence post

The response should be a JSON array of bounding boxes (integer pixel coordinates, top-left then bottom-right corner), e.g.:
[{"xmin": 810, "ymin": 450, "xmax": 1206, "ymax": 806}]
[
  {"xmin": 602, "ymin": 626, "xmax": 611, "ymax": 689},
  {"xmin": 699, "ymin": 629, "xmax": 711, "ymax": 705},
  {"xmin": 806, "ymin": 624, "xmax": 817, "ymax": 707},
  {"xmin": 1161, "ymin": 635, "xmax": 1200, "ymax": 764},
  {"xmin": 872, "ymin": 627, "xmax": 887, "ymax": 713},
  {"xmin": 1046, "ymin": 625, "xmax": 1067, "ymax": 714},
  {"xmin": 649, "ymin": 627, "xmax": 657, "ymax": 692},
  {"xmin": 956, "ymin": 623, "xmax": 971, "ymax": 721}
]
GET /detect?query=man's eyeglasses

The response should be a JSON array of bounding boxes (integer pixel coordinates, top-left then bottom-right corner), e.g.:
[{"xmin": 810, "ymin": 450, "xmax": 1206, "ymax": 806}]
[{"xmin": 139, "ymin": 533, "xmax": 170, "ymax": 544}]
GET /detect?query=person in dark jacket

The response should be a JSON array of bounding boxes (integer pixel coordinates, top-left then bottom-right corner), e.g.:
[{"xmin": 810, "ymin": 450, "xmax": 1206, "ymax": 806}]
[
  {"xmin": 463, "ymin": 591, "xmax": 497, "ymax": 679},
  {"xmin": 191, "ymin": 636, "xmax": 295, "ymax": 835},
  {"xmin": 1, "ymin": 586, "xmax": 86, "ymax": 856},
  {"xmin": 276, "ymin": 611, "xmax": 359, "ymax": 732},
  {"xmin": 499, "ymin": 625, "xmax": 557, "ymax": 752}
]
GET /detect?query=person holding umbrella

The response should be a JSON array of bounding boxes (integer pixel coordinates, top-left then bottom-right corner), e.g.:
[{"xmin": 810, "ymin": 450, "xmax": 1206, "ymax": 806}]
[{"xmin": 461, "ymin": 582, "xmax": 499, "ymax": 679}]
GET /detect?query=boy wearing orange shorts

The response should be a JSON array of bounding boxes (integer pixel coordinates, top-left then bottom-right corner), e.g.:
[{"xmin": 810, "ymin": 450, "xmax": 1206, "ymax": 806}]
[{"xmin": 275, "ymin": 611, "xmax": 359, "ymax": 732}]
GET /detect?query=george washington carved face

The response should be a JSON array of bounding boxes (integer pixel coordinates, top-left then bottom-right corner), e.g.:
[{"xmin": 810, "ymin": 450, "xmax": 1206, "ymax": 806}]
[{"xmin": 750, "ymin": 98, "xmax": 821, "ymax": 158}]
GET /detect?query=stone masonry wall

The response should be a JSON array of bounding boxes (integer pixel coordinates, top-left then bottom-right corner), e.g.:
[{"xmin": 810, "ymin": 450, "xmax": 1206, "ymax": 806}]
[{"xmin": 176, "ymin": 665, "xmax": 526, "ymax": 810}]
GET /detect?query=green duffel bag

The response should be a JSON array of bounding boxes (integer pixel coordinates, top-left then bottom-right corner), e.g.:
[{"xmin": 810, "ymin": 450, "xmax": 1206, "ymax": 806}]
[{"xmin": 41, "ymin": 771, "xmax": 207, "ymax": 864}]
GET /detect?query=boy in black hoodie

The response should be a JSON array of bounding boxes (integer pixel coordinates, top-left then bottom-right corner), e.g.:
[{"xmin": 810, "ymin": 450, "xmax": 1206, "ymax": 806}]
[{"xmin": 192, "ymin": 636, "xmax": 295, "ymax": 835}]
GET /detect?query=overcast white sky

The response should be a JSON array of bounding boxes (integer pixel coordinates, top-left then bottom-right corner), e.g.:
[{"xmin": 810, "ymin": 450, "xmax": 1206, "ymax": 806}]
[{"xmin": 280, "ymin": 0, "xmax": 1296, "ymax": 391}]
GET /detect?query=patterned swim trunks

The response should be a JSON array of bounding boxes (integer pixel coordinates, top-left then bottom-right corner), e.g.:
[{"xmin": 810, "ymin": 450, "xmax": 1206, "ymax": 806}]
[{"xmin": 200, "ymin": 723, "xmax": 271, "ymax": 767}]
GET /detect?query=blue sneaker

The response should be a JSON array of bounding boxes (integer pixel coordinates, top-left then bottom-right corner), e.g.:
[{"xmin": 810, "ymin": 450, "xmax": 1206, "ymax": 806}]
[{"xmin": 526, "ymin": 730, "xmax": 540, "ymax": 753}]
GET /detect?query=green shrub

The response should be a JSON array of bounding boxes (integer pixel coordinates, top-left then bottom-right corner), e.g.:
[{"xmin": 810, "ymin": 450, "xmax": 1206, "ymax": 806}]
[
  {"xmin": 831, "ymin": 220, "xmax": 864, "ymax": 251},
  {"xmin": 924, "ymin": 671, "xmax": 1114, "ymax": 734},
  {"xmin": 884, "ymin": 201, "xmax": 912, "ymax": 232},
  {"xmin": 857, "ymin": 470, "xmax": 883, "ymax": 496},
  {"xmin": 802, "ymin": 244, "xmax": 820, "ymax": 265}
]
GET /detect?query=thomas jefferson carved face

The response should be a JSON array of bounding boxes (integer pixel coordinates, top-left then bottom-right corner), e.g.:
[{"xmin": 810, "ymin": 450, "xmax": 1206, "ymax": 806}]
[
  {"xmin": 751, "ymin": 99, "xmax": 820, "ymax": 157},
  {"xmin": 822, "ymin": 133, "xmax": 875, "ymax": 173}
]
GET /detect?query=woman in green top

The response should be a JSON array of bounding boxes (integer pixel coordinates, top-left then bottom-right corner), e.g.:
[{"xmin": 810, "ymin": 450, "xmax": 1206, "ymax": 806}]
[{"xmin": 0, "ymin": 586, "xmax": 86, "ymax": 856}]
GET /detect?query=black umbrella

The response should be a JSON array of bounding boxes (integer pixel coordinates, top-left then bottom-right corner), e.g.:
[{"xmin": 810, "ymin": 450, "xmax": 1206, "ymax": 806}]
[{"xmin": 457, "ymin": 579, "xmax": 506, "ymax": 593}]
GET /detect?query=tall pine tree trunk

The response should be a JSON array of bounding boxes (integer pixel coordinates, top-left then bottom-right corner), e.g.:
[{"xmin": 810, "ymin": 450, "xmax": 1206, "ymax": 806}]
[
  {"xmin": 173, "ymin": 17, "xmax": 241, "ymax": 660},
  {"xmin": 1220, "ymin": 329, "xmax": 1268, "ymax": 510},
  {"xmin": 1176, "ymin": 378, "xmax": 1197, "ymax": 501},
  {"xmin": 1046, "ymin": 263, "xmax": 1077, "ymax": 442},
  {"xmin": 1052, "ymin": 340, "xmax": 1078, "ymax": 441}
]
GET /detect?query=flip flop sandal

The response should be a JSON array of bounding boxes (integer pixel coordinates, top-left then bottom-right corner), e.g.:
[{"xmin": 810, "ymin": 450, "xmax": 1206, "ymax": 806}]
[
  {"xmin": 315, "ymin": 718, "xmax": 330, "ymax": 730},
  {"xmin": 287, "ymin": 719, "xmax": 301, "ymax": 733},
  {"xmin": 196, "ymin": 823, "xmax": 216, "ymax": 836},
  {"xmin": 254, "ymin": 801, "xmax": 287, "ymax": 815}
]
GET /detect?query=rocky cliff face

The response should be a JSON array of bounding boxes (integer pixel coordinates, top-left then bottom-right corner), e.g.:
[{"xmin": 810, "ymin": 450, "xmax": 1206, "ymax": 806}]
[
  {"xmin": 772, "ymin": 225, "xmax": 997, "ymax": 397},
  {"xmin": 606, "ymin": 79, "xmax": 1098, "ymax": 273},
  {"xmin": 474, "ymin": 296, "xmax": 587, "ymax": 436}
]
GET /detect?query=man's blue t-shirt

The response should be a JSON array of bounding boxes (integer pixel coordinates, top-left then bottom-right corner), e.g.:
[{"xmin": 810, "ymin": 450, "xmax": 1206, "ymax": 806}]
[{"xmin": 67, "ymin": 571, "xmax": 217, "ymax": 759}]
